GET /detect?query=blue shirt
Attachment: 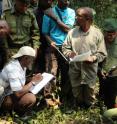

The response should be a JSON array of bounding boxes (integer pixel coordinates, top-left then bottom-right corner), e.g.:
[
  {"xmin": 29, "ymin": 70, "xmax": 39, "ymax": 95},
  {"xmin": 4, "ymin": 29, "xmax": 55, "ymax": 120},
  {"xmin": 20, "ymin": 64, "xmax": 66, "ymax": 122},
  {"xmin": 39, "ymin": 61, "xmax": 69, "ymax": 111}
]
[{"xmin": 42, "ymin": 6, "xmax": 75, "ymax": 46}]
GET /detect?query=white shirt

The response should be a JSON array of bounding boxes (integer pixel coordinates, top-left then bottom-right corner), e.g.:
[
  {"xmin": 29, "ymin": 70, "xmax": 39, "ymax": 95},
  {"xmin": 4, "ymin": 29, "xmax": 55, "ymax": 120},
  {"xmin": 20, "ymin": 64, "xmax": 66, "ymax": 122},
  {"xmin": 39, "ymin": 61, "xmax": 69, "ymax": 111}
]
[{"xmin": 1, "ymin": 59, "xmax": 26, "ymax": 91}]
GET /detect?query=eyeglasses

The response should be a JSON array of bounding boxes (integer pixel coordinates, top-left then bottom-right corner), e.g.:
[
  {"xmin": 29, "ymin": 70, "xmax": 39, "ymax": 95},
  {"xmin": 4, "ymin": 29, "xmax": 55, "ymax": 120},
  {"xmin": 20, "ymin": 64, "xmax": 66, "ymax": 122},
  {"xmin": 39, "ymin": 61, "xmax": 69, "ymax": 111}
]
[{"xmin": 76, "ymin": 14, "xmax": 85, "ymax": 18}]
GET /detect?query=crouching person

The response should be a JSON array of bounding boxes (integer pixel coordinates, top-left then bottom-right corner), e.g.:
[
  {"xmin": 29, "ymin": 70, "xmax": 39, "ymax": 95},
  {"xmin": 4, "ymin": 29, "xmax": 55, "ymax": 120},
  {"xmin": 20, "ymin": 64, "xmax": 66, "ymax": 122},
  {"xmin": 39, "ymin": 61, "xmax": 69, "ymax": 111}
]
[{"xmin": 0, "ymin": 46, "xmax": 43, "ymax": 116}]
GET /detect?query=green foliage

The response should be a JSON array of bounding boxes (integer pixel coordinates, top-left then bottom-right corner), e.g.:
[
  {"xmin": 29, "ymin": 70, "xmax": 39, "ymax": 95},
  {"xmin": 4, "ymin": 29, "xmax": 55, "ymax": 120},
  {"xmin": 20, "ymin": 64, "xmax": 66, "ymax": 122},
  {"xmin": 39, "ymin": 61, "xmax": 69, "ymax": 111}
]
[
  {"xmin": 0, "ymin": 107, "xmax": 100, "ymax": 124},
  {"xmin": 0, "ymin": 1, "xmax": 117, "ymax": 124},
  {"xmin": 70, "ymin": 0, "xmax": 117, "ymax": 28},
  {"xmin": 1, "ymin": 106, "xmax": 117, "ymax": 124}
]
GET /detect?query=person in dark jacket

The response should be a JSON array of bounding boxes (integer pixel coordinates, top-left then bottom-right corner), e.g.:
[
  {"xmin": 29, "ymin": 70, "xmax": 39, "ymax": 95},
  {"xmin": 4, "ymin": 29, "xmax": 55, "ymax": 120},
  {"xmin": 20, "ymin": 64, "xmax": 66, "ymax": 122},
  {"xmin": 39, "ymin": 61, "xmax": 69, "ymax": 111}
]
[{"xmin": 0, "ymin": 20, "xmax": 10, "ymax": 71}]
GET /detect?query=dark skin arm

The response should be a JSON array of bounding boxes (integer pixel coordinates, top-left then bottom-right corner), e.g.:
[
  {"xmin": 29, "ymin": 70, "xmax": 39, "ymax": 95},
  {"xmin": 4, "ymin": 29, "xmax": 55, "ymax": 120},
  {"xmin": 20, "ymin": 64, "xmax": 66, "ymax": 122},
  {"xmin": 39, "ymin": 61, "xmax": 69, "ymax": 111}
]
[
  {"xmin": 56, "ymin": 19, "xmax": 71, "ymax": 33},
  {"xmin": 44, "ymin": 8, "xmax": 71, "ymax": 33},
  {"xmin": 44, "ymin": 34, "xmax": 56, "ymax": 48},
  {"xmin": 14, "ymin": 73, "xmax": 43, "ymax": 98}
]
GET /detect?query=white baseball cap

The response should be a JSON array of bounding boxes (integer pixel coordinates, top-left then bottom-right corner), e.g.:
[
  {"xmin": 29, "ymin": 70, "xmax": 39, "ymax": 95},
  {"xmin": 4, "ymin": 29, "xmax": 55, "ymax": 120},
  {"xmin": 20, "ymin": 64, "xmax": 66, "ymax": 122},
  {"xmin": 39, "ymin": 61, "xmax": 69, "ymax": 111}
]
[{"xmin": 12, "ymin": 46, "xmax": 36, "ymax": 58}]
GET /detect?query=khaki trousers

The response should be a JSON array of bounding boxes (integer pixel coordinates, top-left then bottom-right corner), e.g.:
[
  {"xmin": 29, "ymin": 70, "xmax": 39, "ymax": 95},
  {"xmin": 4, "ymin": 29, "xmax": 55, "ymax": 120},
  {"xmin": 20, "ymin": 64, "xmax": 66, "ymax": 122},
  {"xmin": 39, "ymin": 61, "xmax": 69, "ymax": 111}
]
[{"xmin": 72, "ymin": 84, "xmax": 95, "ymax": 105}]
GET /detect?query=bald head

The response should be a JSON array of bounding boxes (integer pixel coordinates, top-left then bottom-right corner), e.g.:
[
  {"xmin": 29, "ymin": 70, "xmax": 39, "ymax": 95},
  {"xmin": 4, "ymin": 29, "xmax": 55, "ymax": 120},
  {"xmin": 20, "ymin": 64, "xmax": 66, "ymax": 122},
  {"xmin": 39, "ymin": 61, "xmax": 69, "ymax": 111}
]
[
  {"xmin": 75, "ymin": 7, "xmax": 96, "ymax": 31},
  {"xmin": 76, "ymin": 7, "xmax": 95, "ymax": 21}
]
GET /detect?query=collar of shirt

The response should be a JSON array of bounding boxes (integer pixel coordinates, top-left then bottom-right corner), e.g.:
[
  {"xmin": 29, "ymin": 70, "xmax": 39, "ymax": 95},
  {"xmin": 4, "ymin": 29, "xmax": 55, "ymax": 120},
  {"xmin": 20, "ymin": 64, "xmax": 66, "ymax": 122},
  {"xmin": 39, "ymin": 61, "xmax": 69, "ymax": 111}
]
[
  {"xmin": 56, "ymin": 5, "xmax": 67, "ymax": 12},
  {"xmin": 11, "ymin": 59, "xmax": 26, "ymax": 72},
  {"xmin": 79, "ymin": 26, "xmax": 93, "ymax": 36}
]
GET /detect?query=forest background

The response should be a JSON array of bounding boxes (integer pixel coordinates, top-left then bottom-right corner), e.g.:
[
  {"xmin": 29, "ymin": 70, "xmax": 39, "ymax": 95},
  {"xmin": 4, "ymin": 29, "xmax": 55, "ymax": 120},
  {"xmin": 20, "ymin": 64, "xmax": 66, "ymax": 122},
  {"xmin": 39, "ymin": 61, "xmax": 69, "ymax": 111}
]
[{"xmin": 0, "ymin": 0, "xmax": 117, "ymax": 124}]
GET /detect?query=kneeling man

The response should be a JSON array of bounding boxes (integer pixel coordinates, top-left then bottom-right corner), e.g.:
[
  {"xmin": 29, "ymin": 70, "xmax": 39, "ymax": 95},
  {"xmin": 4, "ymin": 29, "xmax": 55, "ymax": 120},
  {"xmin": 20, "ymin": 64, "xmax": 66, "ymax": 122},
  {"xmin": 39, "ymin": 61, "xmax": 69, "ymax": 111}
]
[{"xmin": 0, "ymin": 46, "xmax": 43, "ymax": 115}]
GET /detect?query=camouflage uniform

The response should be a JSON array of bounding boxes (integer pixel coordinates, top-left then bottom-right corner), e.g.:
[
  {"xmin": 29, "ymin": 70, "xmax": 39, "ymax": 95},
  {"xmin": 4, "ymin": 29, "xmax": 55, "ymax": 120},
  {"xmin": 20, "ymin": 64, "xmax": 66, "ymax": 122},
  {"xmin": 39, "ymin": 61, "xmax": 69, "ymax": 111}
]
[
  {"xmin": 28, "ymin": 0, "xmax": 38, "ymax": 14},
  {"xmin": 3, "ymin": 0, "xmax": 40, "ymax": 56}
]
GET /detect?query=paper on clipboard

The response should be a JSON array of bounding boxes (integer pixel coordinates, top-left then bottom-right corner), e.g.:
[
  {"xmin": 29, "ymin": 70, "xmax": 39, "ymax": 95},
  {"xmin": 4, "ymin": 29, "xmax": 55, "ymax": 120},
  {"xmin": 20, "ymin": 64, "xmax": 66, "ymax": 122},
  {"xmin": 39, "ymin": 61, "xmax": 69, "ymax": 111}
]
[
  {"xmin": 70, "ymin": 51, "xmax": 91, "ymax": 62},
  {"xmin": 30, "ymin": 72, "xmax": 54, "ymax": 94}
]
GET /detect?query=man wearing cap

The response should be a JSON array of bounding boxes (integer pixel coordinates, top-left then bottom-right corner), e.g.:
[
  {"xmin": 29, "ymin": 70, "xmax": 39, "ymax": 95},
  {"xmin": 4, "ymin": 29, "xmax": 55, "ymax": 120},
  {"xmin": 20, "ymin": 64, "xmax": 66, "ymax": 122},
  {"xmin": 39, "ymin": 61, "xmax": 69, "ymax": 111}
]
[
  {"xmin": 0, "ymin": 46, "xmax": 43, "ymax": 115},
  {"xmin": 2, "ymin": 0, "xmax": 40, "ymax": 56},
  {"xmin": 98, "ymin": 18, "xmax": 117, "ymax": 109}
]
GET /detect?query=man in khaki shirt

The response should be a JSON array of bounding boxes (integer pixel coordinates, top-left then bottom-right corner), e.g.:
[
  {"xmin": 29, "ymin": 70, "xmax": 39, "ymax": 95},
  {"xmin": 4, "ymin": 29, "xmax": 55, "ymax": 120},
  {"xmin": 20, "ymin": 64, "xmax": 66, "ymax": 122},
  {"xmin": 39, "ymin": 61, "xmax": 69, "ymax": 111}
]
[{"xmin": 62, "ymin": 7, "xmax": 107, "ymax": 108}]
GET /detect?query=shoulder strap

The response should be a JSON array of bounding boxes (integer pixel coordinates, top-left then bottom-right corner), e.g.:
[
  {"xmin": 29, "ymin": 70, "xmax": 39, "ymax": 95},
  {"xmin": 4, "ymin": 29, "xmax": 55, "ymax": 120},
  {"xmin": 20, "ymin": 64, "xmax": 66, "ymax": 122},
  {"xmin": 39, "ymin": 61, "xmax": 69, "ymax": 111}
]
[{"xmin": 55, "ymin": 6, "xmax": 63, "ymax": 22}]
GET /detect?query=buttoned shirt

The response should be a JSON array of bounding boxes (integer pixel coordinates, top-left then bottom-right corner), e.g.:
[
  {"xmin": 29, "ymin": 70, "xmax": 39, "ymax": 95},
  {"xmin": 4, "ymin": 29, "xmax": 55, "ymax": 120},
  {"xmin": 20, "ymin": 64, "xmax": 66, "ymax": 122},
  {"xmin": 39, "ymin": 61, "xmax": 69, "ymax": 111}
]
[
  {"xmin": 62, "ymin": 26, "xmax": 107, "ymax": 87},
  {"xmin": 1, "ymin": 59, "xmax": 26, "ymax": 91},
  {"xmin": 3, "ymin": 5, "xmax": 40, "ymax": 48},
  {"xmin": 0, "ymin": 59, "xmax": 26, "ymax": 107}
]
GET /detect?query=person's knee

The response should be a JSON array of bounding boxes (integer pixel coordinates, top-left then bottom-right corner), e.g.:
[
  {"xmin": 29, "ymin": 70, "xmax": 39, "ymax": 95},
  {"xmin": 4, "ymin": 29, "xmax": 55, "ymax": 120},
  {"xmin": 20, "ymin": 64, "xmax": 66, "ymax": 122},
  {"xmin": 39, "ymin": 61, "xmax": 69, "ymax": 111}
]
[
  {"xmin": 19, "ymin": 93, "xmax": 36, "ymax": 107},
  {"xmin": 2, "ymin": 96, "xmax": 13, "ymax": 111},
  {"xmin": 27, "ymin": 93, "xmax": 36, "ymax": 104}
]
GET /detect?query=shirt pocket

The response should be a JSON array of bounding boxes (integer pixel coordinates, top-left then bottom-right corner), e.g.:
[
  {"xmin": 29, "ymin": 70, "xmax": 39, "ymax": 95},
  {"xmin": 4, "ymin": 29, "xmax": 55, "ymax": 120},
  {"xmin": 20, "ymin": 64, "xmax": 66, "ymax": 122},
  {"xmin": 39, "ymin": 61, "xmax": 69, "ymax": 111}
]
[
  {"xmin": 7, "ymin": 21, "xmax": 16, "ymax": 34},
  {"xmin": 5, "ymin": 14, "xmax": 16, "ymax": 33},
  {"xmin": 88, "ymin": 38, "xmax": 97, "ymax": 54},
  {"xmin": 22, "ymin": 19, "xmax": 32, "ymax": 34}
]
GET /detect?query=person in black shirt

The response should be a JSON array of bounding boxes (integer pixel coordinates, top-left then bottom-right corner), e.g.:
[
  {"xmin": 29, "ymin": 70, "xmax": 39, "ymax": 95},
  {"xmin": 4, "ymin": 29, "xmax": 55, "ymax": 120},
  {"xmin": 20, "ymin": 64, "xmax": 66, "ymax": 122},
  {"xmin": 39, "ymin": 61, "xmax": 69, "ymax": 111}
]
[{"xmin": 0, "ymin": 20, "xmax": 10, "ymax": 71}]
